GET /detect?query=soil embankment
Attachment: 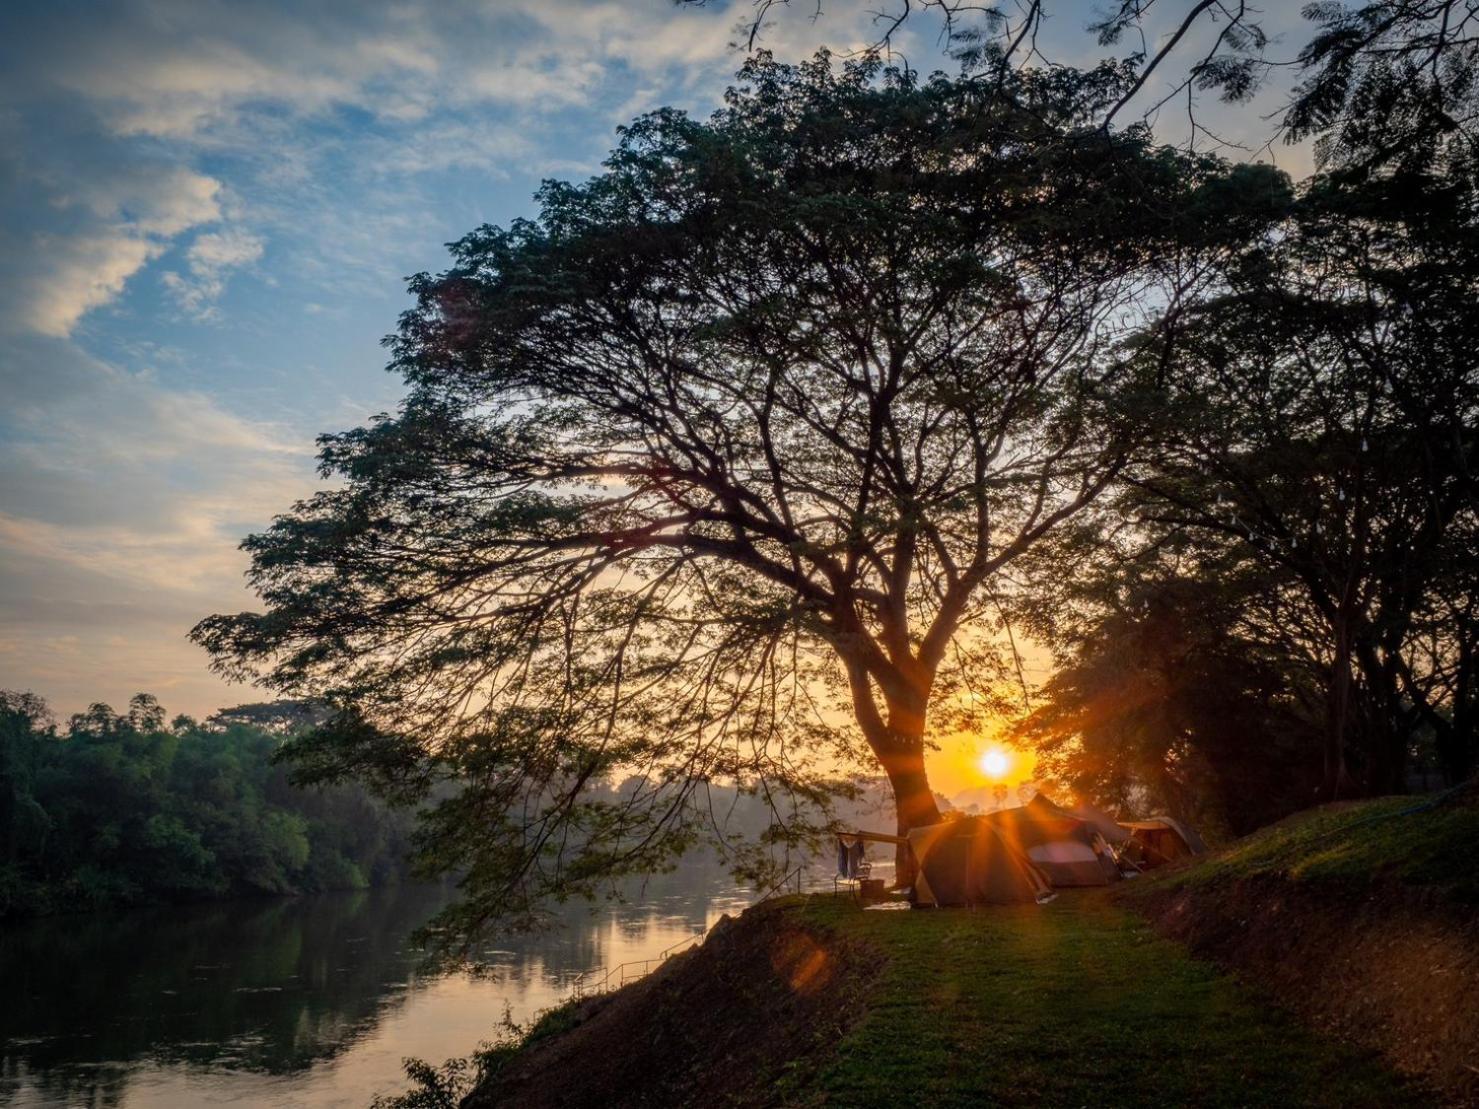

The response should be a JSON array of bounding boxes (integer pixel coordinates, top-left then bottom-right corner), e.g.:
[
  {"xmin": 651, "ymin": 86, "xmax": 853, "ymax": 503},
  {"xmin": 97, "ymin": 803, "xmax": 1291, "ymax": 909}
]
[
  {"xmin": 1126, "ymin": 785, "xmax": 1479, "ymax": 1105},
  {"xmin": 463, "ymin": 897, "xmax": 875, "ymax": 1108}
]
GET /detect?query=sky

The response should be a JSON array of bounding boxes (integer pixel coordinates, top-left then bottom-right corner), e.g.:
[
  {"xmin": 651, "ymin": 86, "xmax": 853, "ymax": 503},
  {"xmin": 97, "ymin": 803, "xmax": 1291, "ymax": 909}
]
[{"xmin": 0, "ymin": 0, "xmax": 1317, "ymax": 761}]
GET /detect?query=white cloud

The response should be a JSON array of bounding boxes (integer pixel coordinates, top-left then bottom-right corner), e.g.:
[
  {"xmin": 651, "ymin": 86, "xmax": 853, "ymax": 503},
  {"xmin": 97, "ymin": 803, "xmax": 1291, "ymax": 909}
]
[
  {"xmin": 14, "ymin": 231, "xmax": 159, "ymax": 338},
  {"xmin": 61, "ymin": 164, "xmax": 224, "ymax": 238},
  {"xmin": 1, "ymin": 0, "xmax": 909, "ymax": 337},
  {"xmin": 161, "ymin": 227, "xmax": 265, "ymax": 319},
  {"xmin": 2, "ymin": 164, "xmax": 224, "ymax": 337}
]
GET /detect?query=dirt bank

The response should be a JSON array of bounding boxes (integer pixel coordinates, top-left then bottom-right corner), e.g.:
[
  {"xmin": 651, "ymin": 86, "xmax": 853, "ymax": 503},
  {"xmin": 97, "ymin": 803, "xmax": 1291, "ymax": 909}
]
[
  {"xmin": 462, "ymin": 897, "xmax": 875, "ymax": 1108},
  {"xmin": 1127, "ymin": 787, "xmax": 1479, "ymax": 1106}
]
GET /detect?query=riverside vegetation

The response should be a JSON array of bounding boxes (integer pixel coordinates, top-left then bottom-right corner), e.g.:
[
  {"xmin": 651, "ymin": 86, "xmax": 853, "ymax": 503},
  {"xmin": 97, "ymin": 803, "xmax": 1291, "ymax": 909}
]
[{"xmin": 0, "ymin": 690, "xmax": 416, "ymax": 918}]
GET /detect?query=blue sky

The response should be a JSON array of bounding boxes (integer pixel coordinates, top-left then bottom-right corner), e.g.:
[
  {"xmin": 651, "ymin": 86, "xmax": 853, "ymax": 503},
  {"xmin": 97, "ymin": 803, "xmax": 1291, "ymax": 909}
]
[{"xmin": 0, "ymin": 0, "xmax": 1315, "ymax": 721}]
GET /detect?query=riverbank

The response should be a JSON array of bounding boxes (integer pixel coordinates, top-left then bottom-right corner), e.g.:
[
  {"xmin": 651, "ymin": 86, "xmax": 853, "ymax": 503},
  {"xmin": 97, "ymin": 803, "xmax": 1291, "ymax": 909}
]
[
  {"xmin": 1, "ymin": 877, "xmax": 752, "ymax": 1109},
  {"xmin": 464, "ymin": 787, "xmax": 1479, "ymax": 1107}
]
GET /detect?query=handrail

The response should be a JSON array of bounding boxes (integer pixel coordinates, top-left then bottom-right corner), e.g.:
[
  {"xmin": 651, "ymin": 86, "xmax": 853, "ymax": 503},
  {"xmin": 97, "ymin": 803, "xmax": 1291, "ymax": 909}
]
[
  {"xmin": 755, "ymin": 863, "xmax": 806, "ymax": 903},
  {"xmin": 569, "ymin": 864, "xmax": 808, "ymax": 999}
]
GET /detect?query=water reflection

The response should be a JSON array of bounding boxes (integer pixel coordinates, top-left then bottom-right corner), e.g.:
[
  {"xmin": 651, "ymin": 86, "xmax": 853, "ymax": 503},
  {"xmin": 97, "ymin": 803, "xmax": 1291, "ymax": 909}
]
[{"xmin": 0, "ymin": 863, "xmax": 753, "ymax": 1108}]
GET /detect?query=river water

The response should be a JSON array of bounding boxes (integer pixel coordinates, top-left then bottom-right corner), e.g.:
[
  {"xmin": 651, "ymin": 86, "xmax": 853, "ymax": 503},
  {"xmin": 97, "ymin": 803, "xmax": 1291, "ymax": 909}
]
[{"xmin": 0, "ymin": 868, "xmax": 756, "ymax": 1108}]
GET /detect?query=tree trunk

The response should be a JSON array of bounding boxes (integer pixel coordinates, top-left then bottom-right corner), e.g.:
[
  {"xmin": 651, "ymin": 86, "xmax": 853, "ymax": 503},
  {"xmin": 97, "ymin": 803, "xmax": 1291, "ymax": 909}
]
[
  {"xmin": 839, "ymin": 655, "xmax": 942, "ymax": 889},
  {"xmin": 879, "ymin": 744, "xmax": 941, "ymax": 880},
  {"xmin": 878, "ymin": 694, "xmax": 941, "ymax": 889},
  {"xmin": 1438, "ymin": 638, "xmax": 1477, "ymax": 786},
  {"xmin": 1323, "ymin": 606, "xmax": 1358, "ymax": 801},
  {"xmin": 1433, "ymin": 702, "xmax": 1477, "ymax": 787}
]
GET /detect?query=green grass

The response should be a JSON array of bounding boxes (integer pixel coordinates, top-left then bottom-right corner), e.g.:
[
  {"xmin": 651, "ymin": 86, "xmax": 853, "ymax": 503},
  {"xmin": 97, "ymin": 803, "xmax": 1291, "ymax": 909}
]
[
  {"xmin": 1138, "ymin": 791, "xmax": 1479, "ymax": 904},
  {"xmin": 780, "ymin": 893, "xmax": 1422, "ymax": 1108}
]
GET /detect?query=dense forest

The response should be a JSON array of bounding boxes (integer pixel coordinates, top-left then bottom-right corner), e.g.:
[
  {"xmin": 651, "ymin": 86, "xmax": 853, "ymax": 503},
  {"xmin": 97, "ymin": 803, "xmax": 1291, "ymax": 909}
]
[{"xmin": 0, "ymin": 691, "xmax": 416, "ymax": 919}]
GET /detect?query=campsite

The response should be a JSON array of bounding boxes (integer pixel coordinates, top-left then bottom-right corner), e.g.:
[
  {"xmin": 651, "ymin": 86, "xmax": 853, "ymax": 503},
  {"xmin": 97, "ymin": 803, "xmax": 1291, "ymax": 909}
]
[{"xmin": 464, "ymin": 786, "xmax": 1479, "ymax": 1107}]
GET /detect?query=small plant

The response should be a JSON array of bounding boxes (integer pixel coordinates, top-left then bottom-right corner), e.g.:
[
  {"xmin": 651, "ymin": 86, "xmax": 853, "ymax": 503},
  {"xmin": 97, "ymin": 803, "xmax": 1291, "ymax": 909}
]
[
  {"xmin": 370, "ymin": 998, "xmax": 588, "ymax": 1107},
  {"xmin": 369, "ymin": 1053, "xmax": 483, "ymax": 1109}
]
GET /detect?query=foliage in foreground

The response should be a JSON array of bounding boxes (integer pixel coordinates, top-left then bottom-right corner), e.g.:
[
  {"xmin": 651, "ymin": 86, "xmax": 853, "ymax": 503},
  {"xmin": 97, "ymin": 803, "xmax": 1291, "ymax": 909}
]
[
  {"xmin": 371, "ymin": 1000, "xmax": 584, "ymax": 1109},
  {"xmin": 0, "ymin": 690, "xmax": 415, "ymax": 918}
]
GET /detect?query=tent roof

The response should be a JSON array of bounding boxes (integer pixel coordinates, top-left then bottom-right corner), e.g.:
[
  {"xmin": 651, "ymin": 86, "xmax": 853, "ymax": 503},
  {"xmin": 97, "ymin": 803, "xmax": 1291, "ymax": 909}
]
[
  {"xmin": 1123, "ymin": 816, "xmax": 1207, "ymax": 854},
  {"xmin": 1069, "ymin": 802, "xmax": 1132, "ymax": 845},
  {"xmin": 907, "ymin": 817, "xmax": 1052, "ymax": 905}
]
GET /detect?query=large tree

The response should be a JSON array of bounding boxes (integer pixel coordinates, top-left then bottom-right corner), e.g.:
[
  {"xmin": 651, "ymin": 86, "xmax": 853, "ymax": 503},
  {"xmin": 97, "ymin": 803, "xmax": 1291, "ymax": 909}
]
[
  {"xmin": 194, "ymin": 54, "xmax": 1264, "ymax": 935},
  {"xmin": 1152, "ymin": 174, "xmax": 1479, "ymax": 795}
]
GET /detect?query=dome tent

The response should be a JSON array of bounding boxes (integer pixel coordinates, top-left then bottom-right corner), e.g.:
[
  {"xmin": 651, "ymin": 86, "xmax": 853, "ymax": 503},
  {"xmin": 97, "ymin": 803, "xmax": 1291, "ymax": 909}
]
[
  {"xmin": 1120, "ymin": 816, "xmax": 1206, "ymax": 867},
  {"xmin": 979, "ymin": 793, "xmax": 1122, "ymax": 888},
  {"xmin": 903, "ymin": 792, "xmax": 1121, "ymax": 906},
  {"xmin": 906, "ymin": 817, "xmax": 1053, "ymax": 906}
]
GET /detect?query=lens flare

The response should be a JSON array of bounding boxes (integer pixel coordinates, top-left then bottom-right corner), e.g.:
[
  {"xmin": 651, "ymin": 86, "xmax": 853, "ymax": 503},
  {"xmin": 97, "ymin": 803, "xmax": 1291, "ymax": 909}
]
[{"xmin": 979, "ymin": 746, "xmax": 1011, "ymax": 780}]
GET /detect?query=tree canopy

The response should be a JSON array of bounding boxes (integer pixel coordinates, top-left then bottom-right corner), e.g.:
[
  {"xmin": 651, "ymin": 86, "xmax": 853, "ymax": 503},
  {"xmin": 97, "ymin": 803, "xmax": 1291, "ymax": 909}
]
[
  {"xmin": 195, "ymin": 53, "xmax": 1277, "ymax": 937},
  {"xmin": 698, "ymin": 1, "xmax": 1479, "ymax": 172},
  {"xmin": 1011, "ymin": 165, "xmax": 1479, "ymax": 829},
  {"xmin": 0, "ymin": 691, "xmax": 415, "ymax": 918}
]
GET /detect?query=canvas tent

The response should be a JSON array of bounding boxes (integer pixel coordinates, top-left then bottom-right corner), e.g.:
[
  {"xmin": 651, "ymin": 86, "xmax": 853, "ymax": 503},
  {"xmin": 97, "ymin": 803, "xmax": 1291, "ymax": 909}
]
[
  {"xmin": 902, "ymin": 794, "xmax": 1119, "ymax": 906},
  {"xmin": 840, "ymin": 794, "xmax": 1202, "ymax": 908},
  {"xmin": 1121, "ymin": 817, "xmax": 1206, "ymax": 867},
  {"xmin": 1068, "ymin": 802, "xmax": 1131, "ymax": 847},
  {"xmin": 906, "ymin": 817, "xmax": 1053, "ymax": 906},
  {"xmin": 979, "ymin": 794, "xmax": 1121, "ymax": 888}
]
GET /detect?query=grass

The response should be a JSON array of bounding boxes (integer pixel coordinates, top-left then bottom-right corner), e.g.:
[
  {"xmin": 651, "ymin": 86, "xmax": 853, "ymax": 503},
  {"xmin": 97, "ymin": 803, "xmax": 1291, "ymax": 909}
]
[
  {"xmin": 1134, "ymin": 788, "xmax": 1479, "ymax": 904},
  {"xmin": 780, "ymin": 892, "xmax": 1423, "ymax": 1108}
]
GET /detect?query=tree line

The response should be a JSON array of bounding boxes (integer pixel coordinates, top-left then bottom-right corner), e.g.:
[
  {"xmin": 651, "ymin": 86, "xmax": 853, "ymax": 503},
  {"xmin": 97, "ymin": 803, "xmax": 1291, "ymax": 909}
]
[
  {"xmin": 0, "ymin": 691, "xmax": 416, "ymax": 919},
  {"xmin": 191, "ymin": 5, "xmax": 1479, "ymax": 947},
  {"xmin": 1010, "ymin": 163, "xmax": 1479, "ymax": 836}
]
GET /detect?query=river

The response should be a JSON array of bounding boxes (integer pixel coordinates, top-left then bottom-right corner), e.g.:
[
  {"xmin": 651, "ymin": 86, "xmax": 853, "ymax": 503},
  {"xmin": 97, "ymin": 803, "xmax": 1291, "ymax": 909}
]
[{"xmin": 0, "ymin": 867, "xmax": 756, "ymax": 1107}]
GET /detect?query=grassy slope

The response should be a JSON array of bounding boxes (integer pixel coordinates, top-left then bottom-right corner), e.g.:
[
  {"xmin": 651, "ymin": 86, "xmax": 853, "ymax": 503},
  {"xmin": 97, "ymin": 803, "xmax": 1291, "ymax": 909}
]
[
  {"xmin": 1127, "ymin": 789, "xmax": 1479, "ymax": 906},
  {"xmin": 462, "ymin": 796, "xmax": 1478, "ymax": 1107},
  {"xmin": 781, "ymin": 894, "xmax": 1421, "ymax": 1108},
  {"xmin": 1115, "ymin": 788, "xmax": 1479, "ymax": 1103}
]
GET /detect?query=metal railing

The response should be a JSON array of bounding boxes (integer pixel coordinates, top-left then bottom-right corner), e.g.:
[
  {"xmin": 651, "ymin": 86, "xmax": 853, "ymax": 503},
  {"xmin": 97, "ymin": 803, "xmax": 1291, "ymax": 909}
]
[
  {"xmin": 569, "ymin": 929, "xmax": 705, "ymax": 999},
  {"xmin": 756, "ymin": 863, "xmax": 806, "ymax": 903},
  {"xmin": 568, "ymin": 864, "xmax": 808, "ymax": 1000}
]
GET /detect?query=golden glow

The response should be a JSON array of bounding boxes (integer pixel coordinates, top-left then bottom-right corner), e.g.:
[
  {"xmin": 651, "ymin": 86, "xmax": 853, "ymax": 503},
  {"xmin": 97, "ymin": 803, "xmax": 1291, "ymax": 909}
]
[{"xmin": 978, "ymin": 746, "xmax": 1012, "ymax": 781}]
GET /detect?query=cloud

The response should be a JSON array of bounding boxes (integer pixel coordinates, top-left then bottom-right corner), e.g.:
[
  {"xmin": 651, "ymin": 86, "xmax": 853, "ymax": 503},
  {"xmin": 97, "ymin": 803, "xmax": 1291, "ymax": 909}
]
[
  {"xmin": 0, "ymin": 158, "xmax": 224, "ymax": 337},
  {"xmin": 0, "ymin": 335, "xmax": 315, "ymax": 714},
  {"xmin": 0, "ymin": 0, "xmax": 910, "ymax": 338},
  {"xmin": 161, "ymin": 227, "xmax": 265, "ymax": 319},
  {"xmin": 12, "ymin": 231, "xmax": 158, "ymax": 338},
  {"xmin": 0, "ymin": 0, "xmax": 970, "ymax": 723}
]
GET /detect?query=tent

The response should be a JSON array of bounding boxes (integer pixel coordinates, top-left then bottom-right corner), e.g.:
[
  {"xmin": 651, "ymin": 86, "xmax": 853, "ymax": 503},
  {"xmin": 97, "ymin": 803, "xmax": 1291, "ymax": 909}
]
[
  {"xmin": 844, "ymin": 794, "xmax": 1204, "ymax": 907},
  {"xmin": 906, "ymin": 817, "xmax": 1053, "ymax": 906},
  {"xmin": 1121, "ymin": 817, "xmax": 1206, "ymax": 868},
  {"xmin": 979, "ymin": 794, "xmax": 1121, "ymax": 888},
  {"xmin": 1068, "ymin": 802, "xmax": 1132, "ymax": 847}
]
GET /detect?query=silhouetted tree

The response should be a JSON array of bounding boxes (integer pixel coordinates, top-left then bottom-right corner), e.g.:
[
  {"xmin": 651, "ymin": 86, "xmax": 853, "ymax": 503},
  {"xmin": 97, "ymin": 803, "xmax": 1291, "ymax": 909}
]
[
  {"xmin": 194, "ymin": 53, "xmax": 1270, "ymax": 938},
  {"xmin": 1015, "ymin": 167, "xmax": 1479, "ymax": 807},
  {"xmin": 695, "ymin": 1, "xmax": 1479, "ymax": 166},
  {"xmin": 1129, "ymin": 172, "xmax": 1479, "ymax": 795}
]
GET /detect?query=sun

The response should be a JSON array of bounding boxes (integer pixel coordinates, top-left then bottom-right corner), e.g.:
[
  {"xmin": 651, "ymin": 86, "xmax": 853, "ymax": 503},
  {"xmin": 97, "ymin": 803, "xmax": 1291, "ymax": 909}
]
[{"xmin": 978, "ymin": 746, "xmax": 1012, "ymax": 781}]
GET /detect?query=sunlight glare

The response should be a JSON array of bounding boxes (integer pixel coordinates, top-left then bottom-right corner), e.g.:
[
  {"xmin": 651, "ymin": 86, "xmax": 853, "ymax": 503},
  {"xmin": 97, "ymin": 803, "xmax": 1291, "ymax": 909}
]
[{"xmin": 979, "ymin": 746, "xmax": 1011, "ymax": 781}]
